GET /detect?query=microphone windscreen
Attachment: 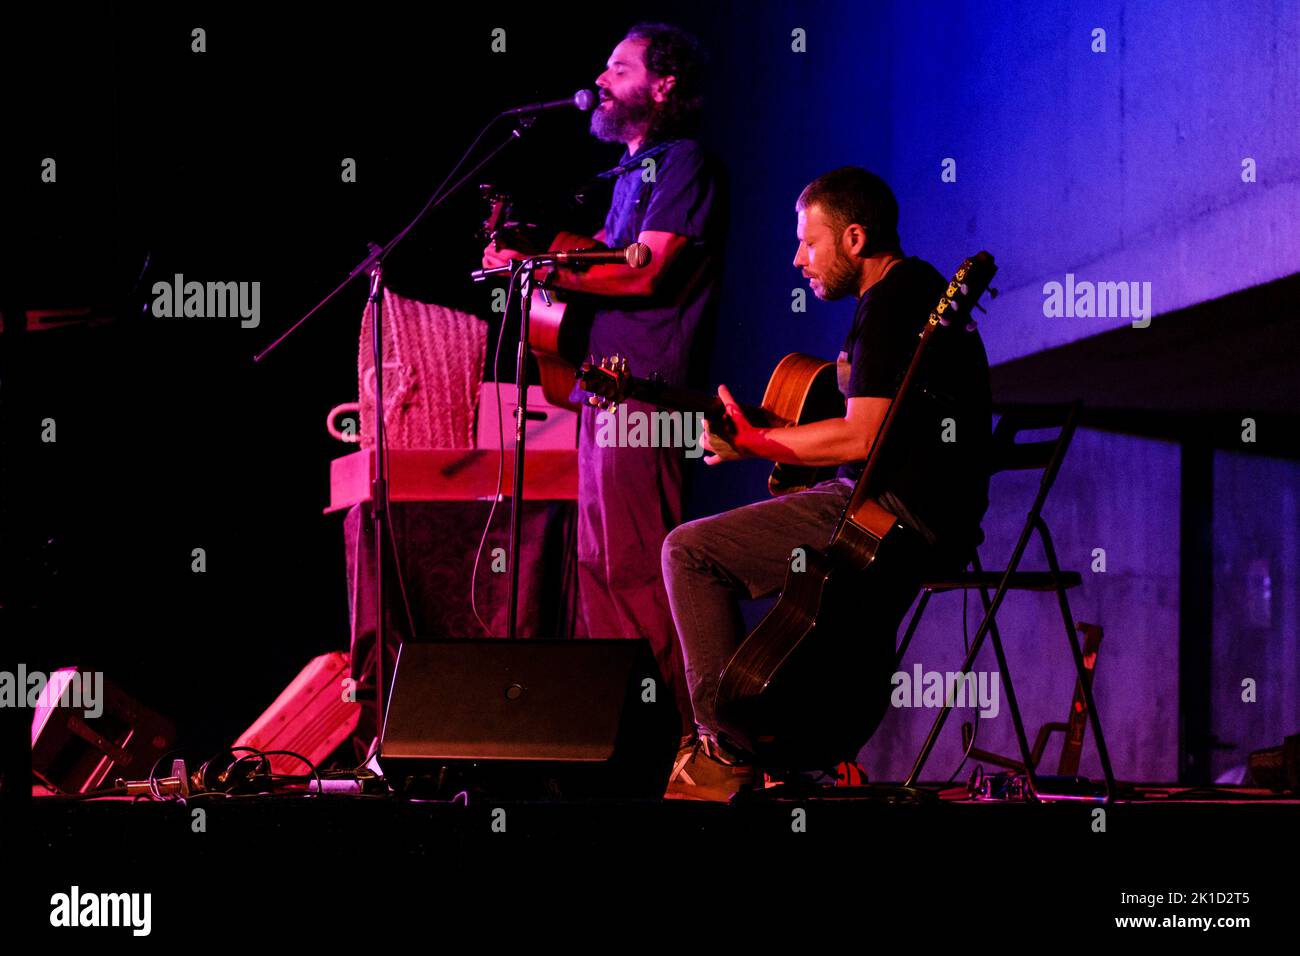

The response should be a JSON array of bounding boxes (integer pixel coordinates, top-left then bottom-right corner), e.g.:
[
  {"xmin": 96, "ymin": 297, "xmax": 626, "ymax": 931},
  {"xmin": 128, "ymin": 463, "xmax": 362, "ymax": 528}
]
[
  {"xmin": 624, "ymin": 242, "xmax": 652, "ymax": 269},
  {"xmin": 573, "ymin": 89, "xmax": 598, "ymax": 112}
]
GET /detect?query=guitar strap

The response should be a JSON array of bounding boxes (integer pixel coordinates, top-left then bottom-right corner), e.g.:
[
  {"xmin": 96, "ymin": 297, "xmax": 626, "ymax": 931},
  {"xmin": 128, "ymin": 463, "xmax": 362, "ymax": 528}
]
[
  {"xmin": 573, "ymin": 139, "xmax": 681, "ymax": 205},
  {"xmin": 573, "ymin": 138, "xmax": 708, "ymax": 312}
]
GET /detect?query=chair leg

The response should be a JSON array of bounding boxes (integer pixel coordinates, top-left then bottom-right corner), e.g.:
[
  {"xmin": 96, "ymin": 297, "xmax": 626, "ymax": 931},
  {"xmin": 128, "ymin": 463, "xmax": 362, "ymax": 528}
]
[
  {"xmin": 903, "ymin": 560, "xmax": 1041, "ymax": 791},
  {"xmin": 895, "ymin": 590, "xmax": 933, "ymax": 670},
  {"xmin": 903, "ymin": 599, "xmax": 992, "ymax": 788},
  {"xmin": 904, "ymin": 517, "xmax": 1048, "ymax": 790},
  {"xmin": 1035, "ymin": 517, "xmax": 1118, "ymax": 802},
  {"xmin": 977, "ymin": 585, "xmax": 1042, "ymax": 792}
]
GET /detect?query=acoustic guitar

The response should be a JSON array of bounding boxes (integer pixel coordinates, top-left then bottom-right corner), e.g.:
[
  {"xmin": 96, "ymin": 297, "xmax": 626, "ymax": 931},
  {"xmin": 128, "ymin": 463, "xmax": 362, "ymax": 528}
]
[
  {"xmin": 578, "ymin": 352, "xmax": 846, "ymax": 496},
  {"xmin": 480, "ymin": 186, "xmax": 600, "ymax": 411},
  {"xmin": 713, "ymin": 252, "xmax": 998, "ymax": 771}
]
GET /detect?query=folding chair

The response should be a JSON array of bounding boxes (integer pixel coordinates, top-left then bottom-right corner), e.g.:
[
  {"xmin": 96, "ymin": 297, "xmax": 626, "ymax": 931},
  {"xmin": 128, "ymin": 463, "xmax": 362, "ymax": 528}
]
[{"xmin": 893, "ymin": 401, "xmax": 1118, "ymax": 801}]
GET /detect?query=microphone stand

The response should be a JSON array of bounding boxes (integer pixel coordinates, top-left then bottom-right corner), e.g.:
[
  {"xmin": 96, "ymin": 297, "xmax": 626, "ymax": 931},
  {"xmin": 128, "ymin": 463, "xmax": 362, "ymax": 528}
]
[
  {"xmin": 506, "ymin": 260, "xmax": 538, "ymax": 641},
  {"xmin": 471, "ymin": 245, "xmax": 644, "ymax": 639},
  {"xmin": 253, "ymin": 114, "xmax": 537, "ymax": 754},
  {"xmin": 469, "ymin": 255, "xmax": 546, "ymax": 640}
]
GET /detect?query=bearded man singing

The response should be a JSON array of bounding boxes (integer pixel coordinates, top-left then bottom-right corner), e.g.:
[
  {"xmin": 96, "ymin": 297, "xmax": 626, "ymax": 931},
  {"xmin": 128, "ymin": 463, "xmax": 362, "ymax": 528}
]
[{"xmin": 484, "ymin": 23, "xmax": 725, "ymax": 735}]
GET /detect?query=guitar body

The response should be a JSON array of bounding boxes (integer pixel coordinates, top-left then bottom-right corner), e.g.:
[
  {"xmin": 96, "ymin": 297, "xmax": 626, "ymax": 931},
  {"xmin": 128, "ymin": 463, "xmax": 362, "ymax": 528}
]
[
  {"xmin": 761, "ymin": 353, "xmax": 847, "ymax": 495},
  {"xmin": 479, "ymin": 185, "xmax": 598, "ymax": 412},
  {"xmin": 527, "ymin": 230, "xmax": 599, "ymax": 411},
  {"xmin": 714, "ymin": 505, "xmax": 927, "ymax": 770}
]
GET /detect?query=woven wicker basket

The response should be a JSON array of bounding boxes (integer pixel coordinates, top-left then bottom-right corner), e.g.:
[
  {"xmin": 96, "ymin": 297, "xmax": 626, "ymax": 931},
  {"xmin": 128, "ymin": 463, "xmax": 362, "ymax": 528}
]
[{"xmin": 350, "ymin": 288, "xmax": 487, "ymax": 450}]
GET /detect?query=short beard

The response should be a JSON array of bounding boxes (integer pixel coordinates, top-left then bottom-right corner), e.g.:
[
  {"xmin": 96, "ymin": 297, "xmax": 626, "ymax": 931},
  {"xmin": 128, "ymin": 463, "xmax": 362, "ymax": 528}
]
[
  {"xmin": 815, "ymin": 249, "xmax": 860, "ymax": 301},
  {"xmin": 591, "ymin": 85, "xmax": 655, "ymax": 144}
]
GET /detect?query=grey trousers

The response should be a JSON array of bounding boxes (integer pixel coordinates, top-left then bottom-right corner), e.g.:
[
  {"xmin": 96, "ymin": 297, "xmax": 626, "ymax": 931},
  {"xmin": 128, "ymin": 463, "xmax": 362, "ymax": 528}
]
[
  {"xmin": 661, "ymin": 478, "xmax": 859, "ymax": 742},
  {"xmin": 662, "ymin": 475, "xmax": 961, "ymax": 748},
  {"xmin": 577, "ymin": 401, "xmax": 694, "ymax": 734}
]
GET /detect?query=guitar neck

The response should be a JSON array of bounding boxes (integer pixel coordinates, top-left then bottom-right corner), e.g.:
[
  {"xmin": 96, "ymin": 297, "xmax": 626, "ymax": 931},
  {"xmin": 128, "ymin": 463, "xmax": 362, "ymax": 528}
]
[{"xmin": 621, "ymin": 377, "xmax": 781, "ymax": 428}]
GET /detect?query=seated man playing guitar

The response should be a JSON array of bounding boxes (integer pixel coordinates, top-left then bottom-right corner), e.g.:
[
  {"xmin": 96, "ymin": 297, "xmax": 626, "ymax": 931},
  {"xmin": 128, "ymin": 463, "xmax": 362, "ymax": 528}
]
[{"xmin": 661, "ymin": 167, "xmax": 992, "ymax": 800}]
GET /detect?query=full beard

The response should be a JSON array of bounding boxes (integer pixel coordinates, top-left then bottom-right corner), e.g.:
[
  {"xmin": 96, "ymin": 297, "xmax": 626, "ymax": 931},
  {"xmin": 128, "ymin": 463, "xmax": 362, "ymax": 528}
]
[
  {"xmin": 812, "ymin": 250, "xmax": 859, "ymax": 301},
  {"xmin": 591, "ymin": 86, "xmax": 656, "ymax": 144}
]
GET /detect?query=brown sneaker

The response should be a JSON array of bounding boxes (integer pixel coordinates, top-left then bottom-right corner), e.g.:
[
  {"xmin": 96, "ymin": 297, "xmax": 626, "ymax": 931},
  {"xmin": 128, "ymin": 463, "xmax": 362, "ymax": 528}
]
[{"xmin": 664, "ymin": 737, "xmax": 756, "ymax": 802}]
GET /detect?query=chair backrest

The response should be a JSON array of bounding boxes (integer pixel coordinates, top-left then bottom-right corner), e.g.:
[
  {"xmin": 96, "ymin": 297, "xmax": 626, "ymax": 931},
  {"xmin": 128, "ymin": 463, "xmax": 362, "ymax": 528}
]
[{"xmin": 988, "ymin": 401, "xmax": 1082, "ymax": 519}]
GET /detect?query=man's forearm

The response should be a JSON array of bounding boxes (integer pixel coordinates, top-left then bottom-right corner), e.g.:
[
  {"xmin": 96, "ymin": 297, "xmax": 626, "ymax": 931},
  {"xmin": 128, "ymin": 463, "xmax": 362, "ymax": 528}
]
[
  {"xmin": 549, "ymin": 263, "xmax": 653, "ymax": 298},
  {"xmin": 739, "ymin": 418, "xmax": 874, "ymax": 468}
]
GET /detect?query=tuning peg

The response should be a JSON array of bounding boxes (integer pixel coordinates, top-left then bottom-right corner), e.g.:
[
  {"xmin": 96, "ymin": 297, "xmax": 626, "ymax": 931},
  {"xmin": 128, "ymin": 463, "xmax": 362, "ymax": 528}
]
[
  {"xmin": 959, "ymin": 283, "xmax": 969, "ymax": 295},
  {"xmin": 965, "ymin": 319, "xmax": 979, "ymax": 331}
]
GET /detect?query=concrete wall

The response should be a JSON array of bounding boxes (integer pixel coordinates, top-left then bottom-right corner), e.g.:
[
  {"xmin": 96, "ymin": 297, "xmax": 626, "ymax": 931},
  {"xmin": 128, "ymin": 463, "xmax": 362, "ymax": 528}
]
[{"xmin": 878, "ymin": 0, "xmax": 1300, "ymax": 364}]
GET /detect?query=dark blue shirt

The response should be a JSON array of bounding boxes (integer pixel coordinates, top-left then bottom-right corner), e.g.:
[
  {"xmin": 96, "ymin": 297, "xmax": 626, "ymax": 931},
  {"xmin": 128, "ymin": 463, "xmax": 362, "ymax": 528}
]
[{"xmin": 582, "ymin": 139, "xmax": 723, "ymax": 389}]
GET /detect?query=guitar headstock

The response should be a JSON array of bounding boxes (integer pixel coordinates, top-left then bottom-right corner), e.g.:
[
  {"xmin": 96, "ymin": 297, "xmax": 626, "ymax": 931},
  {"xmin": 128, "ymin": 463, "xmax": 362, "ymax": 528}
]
[
  {"xmin": 479, "ymin": 184, "xmax": 512, "ymax": 244},
  {"xmin": 930, "ymin": 251, "xmax": 998, "ymax": 332},
  {"xmin": 577, "ymin": 354, "xmax": 632, "ymax": 410}
]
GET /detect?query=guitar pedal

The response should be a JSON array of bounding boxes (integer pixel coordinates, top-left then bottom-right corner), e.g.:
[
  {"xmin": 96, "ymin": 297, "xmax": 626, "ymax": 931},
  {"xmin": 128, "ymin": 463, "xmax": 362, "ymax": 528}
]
[{"xmin": 967, "ymin": 767, "xmax": 1030, "ymax": 801}]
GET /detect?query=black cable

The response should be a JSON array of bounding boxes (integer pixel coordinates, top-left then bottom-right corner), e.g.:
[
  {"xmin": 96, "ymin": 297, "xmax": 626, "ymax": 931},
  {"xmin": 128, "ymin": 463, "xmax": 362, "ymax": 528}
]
[
  {"xmin": 194, "ymin": 746, "xmax": 266, "ymax": 794},
  {"xmin": 226, "ymin": 748, "xmax": 323, "ymax": 795},
  {"xmin": 470, "ymin": 270, "xmax": 516, "ymax": 636}
]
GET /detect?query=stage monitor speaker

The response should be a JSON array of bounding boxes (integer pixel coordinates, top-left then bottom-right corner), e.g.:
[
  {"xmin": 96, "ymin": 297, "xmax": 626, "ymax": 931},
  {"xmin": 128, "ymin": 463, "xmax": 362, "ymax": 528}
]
[
  {"xmin": 235, "ymin": 651, "xmax": 361, "ymax": 777},
  {"xmin": 380, "ymin": 639, "xmax": 679, "ymax": 799},
  {"xmin": 31, "ymin": 668, "xmax": 176, "ymax": 795}
]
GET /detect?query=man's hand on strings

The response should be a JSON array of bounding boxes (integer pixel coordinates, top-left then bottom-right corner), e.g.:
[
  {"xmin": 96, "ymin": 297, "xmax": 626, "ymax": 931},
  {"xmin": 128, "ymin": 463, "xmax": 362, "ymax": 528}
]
[{"xmin": 701, "ymin": 384, "xmax": 759, "ymax": 465}]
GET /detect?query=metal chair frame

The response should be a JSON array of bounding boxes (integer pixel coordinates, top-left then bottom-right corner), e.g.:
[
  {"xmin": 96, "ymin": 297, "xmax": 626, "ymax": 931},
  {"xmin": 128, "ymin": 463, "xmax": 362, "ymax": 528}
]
[{"xmin": 894, "ymin": 401, "xmax": 1118, "ymax": 802}]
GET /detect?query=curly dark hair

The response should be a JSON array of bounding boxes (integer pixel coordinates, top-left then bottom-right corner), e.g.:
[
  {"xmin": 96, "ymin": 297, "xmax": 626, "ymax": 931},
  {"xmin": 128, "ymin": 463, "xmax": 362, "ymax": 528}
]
[{"xmin": 625, "ymin": 22, "xmax": 706, "ymax": 140}]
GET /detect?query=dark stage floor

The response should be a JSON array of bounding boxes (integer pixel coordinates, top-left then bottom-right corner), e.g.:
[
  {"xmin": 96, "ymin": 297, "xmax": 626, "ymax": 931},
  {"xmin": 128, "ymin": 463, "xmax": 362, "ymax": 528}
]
[{"xmin": 11, "ymin": 785, "xmax": 1294, "ymax": 938}]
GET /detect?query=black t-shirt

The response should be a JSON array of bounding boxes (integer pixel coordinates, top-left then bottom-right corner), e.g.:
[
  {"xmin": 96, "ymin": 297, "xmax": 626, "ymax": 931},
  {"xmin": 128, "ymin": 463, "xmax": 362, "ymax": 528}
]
[{"xmin": 837, "ymin": 257, "xmax": 992, "ymax": 556}]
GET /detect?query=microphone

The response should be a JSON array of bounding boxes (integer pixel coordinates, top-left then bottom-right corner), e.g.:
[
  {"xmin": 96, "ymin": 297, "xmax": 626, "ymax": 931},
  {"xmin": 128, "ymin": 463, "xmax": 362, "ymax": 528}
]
[
  {"xmin": 502, "ymin": 90, "xmax": 598, "ymax": 117},
  {"xmin": 547, "ymin": 243, "xmax": 652, "ymax": 269},
  {"xmin": 469, "ymin": 243, "xmax": 652, "ymax": 283}
]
